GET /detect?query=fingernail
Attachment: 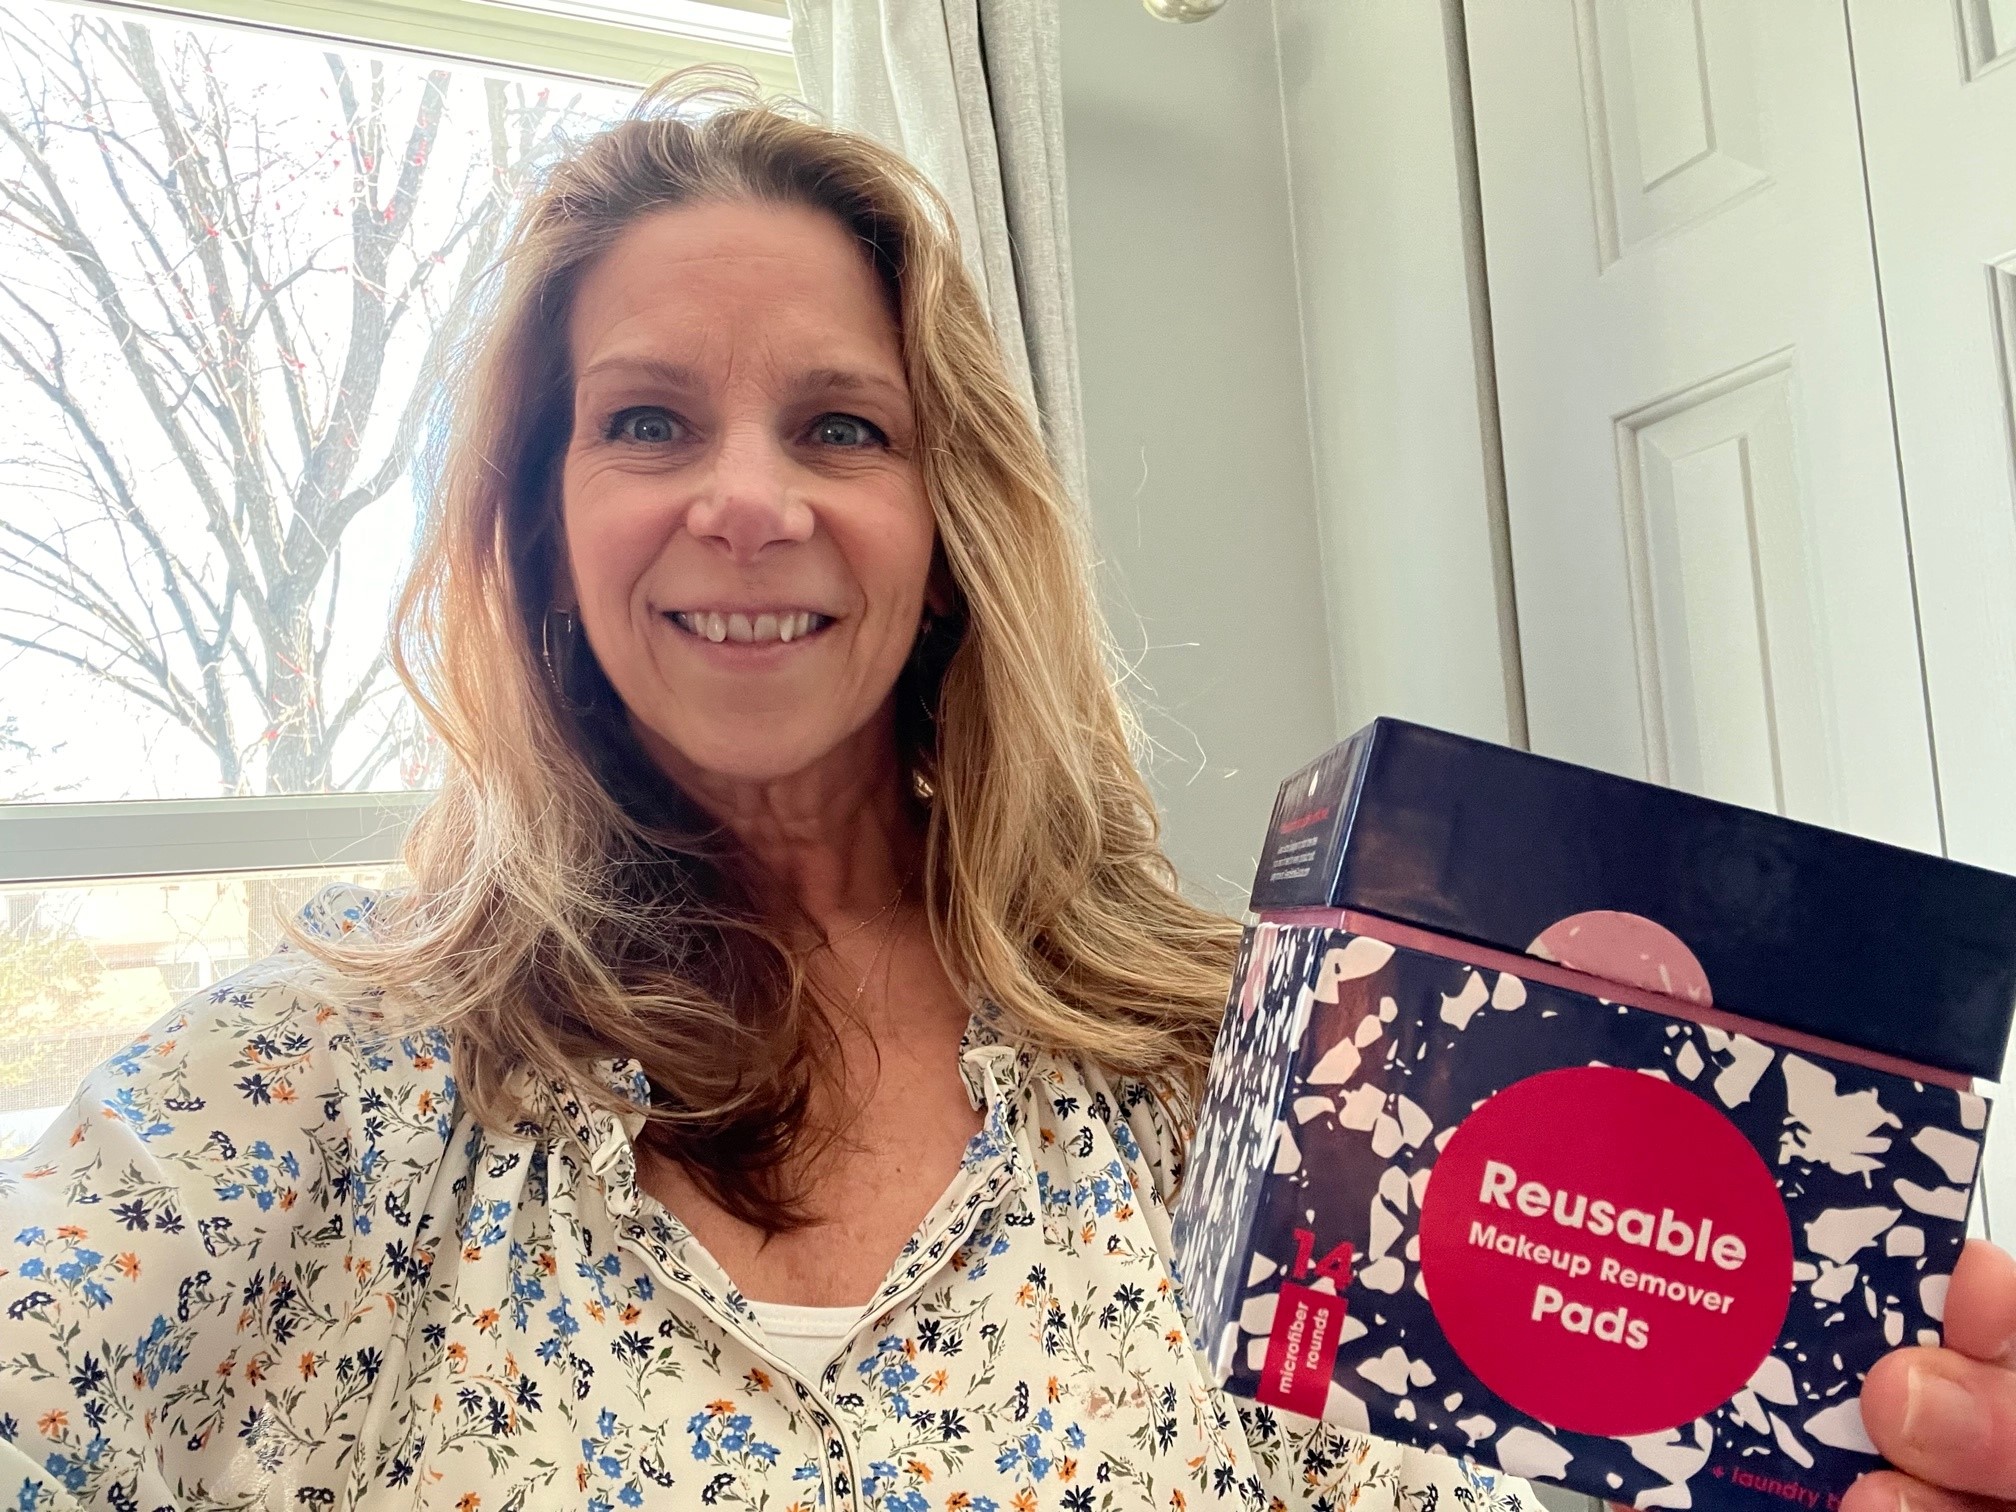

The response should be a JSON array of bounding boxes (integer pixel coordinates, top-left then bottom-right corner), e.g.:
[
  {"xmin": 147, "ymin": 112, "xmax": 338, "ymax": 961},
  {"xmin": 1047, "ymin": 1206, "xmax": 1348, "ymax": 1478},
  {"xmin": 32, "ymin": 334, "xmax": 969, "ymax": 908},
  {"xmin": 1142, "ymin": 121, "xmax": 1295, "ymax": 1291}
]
[{"xmin": 1902, "ymin": 1363, "xmax": 1988, "ymax": 1455}]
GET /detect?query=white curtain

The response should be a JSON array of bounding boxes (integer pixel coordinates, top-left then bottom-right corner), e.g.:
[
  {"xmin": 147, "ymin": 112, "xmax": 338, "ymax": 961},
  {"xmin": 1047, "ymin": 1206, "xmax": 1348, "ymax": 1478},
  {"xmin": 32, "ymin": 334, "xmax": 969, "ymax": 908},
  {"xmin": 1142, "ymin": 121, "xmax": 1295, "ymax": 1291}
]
[{"xmin": 785, "ymin": 0, "xmax": 1087, "ymax": 503}]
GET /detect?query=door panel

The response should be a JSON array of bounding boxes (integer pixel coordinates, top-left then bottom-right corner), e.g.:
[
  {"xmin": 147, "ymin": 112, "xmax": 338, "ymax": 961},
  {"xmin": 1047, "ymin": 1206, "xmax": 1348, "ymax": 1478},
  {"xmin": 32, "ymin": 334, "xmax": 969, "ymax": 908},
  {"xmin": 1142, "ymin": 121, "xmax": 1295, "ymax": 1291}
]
[
  {"xmin": 1465, "ymin": 0, "xmax": 1941, "ymax": 852},
  {"xmin": 1618, "ymin": 353, "xmax": 1829, "ymax": 816},
  {"xmin": 1846, "ymin": 0, "xmax": 2016, "ymax": 1238}
]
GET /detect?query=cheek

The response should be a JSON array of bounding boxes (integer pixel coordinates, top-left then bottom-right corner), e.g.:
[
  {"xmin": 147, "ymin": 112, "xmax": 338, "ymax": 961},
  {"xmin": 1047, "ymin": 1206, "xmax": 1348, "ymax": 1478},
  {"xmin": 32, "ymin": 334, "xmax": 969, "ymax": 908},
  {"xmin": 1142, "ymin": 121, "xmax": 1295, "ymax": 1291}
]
[
  {"xmin": 562, "ymin": 479, "xmax": 669, "ymax": 614},
  {"xmin": 859, "ymin": 499, "xmax": 938, "ymax": 622}
]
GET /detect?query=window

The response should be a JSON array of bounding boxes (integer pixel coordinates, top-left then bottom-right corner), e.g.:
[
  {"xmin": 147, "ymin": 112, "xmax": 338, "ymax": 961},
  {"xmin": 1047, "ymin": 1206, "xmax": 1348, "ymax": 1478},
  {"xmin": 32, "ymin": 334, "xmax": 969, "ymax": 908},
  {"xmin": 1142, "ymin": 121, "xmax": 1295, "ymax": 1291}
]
[{"xmin": 0, "ymin": 0, "xmax": 794, "ymax": 1140}]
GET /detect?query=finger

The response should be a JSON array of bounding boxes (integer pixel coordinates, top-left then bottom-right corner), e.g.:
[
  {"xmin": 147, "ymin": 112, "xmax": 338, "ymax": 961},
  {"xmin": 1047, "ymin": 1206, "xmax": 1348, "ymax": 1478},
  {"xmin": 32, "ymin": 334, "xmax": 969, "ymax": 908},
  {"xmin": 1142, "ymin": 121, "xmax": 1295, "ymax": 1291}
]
[
  {"xmin": 1862, "ymin": 1346, "xmax": 2016, "ymax": 1499},
  {"xmin": 1940, "ymin": 1240, "xmax": 2016, "ymax": 1366},
  {"xmin": 1841, "ymin": 1469, "xmax": 2011, "ymax": 1512}
]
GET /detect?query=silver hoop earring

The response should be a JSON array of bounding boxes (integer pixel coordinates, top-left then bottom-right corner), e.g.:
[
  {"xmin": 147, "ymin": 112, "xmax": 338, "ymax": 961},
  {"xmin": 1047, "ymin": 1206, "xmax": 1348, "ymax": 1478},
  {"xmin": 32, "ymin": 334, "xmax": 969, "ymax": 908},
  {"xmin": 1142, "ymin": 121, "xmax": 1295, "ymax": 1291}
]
[{"xmin": 542, "ymin": 608, "xmax": 582, "ymax": 710}]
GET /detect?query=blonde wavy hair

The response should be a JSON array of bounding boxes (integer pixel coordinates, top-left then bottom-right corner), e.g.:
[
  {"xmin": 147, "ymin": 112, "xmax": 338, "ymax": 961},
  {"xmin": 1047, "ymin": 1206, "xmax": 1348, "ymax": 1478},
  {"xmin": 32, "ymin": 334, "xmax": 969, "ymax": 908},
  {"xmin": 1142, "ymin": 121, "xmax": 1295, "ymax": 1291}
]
[{"xmin": 314, "ymin": 79, "xmax": 1238, "ymax": 1228}]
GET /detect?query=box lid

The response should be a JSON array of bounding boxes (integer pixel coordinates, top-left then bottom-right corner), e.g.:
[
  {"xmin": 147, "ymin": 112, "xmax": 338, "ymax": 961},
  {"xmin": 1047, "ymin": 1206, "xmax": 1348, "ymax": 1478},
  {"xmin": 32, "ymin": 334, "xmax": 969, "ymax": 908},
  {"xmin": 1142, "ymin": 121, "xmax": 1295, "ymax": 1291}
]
[{"xmin": 1250, "ymin": 718, "xmax": 2016, "ymax": 1080}]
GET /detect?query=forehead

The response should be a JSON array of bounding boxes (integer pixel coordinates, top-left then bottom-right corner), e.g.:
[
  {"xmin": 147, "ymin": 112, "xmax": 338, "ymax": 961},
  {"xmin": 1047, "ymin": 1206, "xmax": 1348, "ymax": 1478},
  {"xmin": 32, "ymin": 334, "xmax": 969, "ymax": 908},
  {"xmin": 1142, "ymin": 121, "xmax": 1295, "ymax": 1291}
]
[{"xmin": 567, "ymin": 199, "xmax": 902, "ymax": 374}]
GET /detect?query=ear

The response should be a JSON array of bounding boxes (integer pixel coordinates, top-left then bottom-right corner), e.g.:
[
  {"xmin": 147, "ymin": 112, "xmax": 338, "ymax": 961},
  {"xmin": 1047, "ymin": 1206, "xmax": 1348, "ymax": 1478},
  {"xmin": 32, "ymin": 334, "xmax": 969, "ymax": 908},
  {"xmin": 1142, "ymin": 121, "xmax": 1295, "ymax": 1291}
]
[{"xmin": 550, "ymin": 544, "xmax": 580, "ymax": 615}]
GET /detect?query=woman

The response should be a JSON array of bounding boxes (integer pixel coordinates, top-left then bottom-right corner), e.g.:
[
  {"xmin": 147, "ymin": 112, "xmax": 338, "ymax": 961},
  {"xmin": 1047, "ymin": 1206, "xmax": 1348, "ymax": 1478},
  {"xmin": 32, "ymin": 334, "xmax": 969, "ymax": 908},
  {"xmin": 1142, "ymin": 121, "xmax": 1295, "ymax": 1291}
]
[{"xmin": 0, "ymin": 84, "xmax": 2009, "ymax": 1512}]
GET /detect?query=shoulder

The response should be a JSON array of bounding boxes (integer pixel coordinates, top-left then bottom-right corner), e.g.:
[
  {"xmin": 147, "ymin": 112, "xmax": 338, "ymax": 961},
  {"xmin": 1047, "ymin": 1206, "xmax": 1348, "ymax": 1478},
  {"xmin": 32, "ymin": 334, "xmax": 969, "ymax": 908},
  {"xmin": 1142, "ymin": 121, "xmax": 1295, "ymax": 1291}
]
[
  {"xmin": 1, "ymin": 883, "xmax": 457, "ymax": 1241},
  {"xmin": 1037, "ymin": 1054, "xmax": 1191, "ymax": 1212},
  {"xmin": 0, "ymin": 885, "xmax": 461, "ymax": 1507}
]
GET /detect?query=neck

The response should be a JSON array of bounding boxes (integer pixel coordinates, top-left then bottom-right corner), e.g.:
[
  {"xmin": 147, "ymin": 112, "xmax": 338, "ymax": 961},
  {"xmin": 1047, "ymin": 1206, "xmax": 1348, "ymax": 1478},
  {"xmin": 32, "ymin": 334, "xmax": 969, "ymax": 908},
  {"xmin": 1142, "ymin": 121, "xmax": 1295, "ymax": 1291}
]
[{"xmin": 642, "ymin": 713, "xmax": 921, "ymax": 929}]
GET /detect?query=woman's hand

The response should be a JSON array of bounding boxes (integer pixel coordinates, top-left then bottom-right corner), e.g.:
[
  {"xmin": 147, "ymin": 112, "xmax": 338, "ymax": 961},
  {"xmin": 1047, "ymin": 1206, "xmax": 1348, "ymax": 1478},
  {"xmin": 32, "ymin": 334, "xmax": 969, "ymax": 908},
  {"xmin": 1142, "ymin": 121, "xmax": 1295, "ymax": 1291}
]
[{"xmin": 1844, "ymin": 1238, "xmax": 2016, "ymax": 1512}]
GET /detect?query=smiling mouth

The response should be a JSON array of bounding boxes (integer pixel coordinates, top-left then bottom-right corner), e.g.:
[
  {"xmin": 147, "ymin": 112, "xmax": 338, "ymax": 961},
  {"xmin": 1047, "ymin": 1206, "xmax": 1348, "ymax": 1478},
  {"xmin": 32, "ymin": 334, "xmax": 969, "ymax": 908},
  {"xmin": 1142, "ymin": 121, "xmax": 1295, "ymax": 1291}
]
[{"xmin": 667, "ymin": 609, "xmax": 834, "ymax": 645}]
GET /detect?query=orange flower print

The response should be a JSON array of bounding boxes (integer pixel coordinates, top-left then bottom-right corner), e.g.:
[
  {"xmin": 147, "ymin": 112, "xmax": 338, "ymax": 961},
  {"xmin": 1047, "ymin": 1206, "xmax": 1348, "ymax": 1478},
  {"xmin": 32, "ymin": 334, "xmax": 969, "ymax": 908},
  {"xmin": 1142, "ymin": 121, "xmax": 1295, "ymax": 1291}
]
[
  {"xmin": 113, "ymin": 1252, "xmax": 140, "ymax": 1280},
  {"xmin": 906, "ymin": 1459, "xmax": 931, "ymax": 1482},
  {"xmin": 55, "ymin": 1225, "xmax": 85, "ymax": 1240},
  {"xmin": 924, "ymin": 1370, "xmax": 948, "ymax": 1394},
  {"xmin": 1012, "ymin": 1491, "xmax": 1038, "ymax": 1512},
  {"xmin": 473, "ymin": 1309, "xmax": 500, "ymax": 1333},
  {"xmin": 456, "ymin": 1494, "xmax": 480, "ymax": 1512},
  {"xmin": 299, "ymin": 1352, "xmax": 318, "ymax": 1379},
  {"xmin": 745, "ymin": 1367, "xmax": 773, "ymax": 1392},
  {"xmin": 36, "ymin": 1410, "xmax": 65, "ymax": 1436}
]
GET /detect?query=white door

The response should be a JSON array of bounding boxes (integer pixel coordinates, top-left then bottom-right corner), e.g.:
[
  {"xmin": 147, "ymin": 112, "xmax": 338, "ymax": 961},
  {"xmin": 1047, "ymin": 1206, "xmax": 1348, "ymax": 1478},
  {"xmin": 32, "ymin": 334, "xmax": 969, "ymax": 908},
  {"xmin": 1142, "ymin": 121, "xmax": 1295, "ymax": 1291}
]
[
  {"xmin": 1845, "ymin": 2, "xmax": 2016, "ymax": 879},
  {"xmin": 1842, "ymin": 1, "xmax": 2016, "ymax": 1241},
  {"xmin": 1464, "ymin": 0, "xmax": 1942, "ymax": 852}
]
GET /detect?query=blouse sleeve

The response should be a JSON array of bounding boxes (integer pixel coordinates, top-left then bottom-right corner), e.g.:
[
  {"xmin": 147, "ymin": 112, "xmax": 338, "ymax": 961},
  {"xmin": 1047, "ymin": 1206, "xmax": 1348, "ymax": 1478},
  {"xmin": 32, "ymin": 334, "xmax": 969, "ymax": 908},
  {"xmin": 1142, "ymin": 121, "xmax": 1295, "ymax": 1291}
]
[
  {"xmin": 1095, "ymin": 1075, "xmax": 1546, "ymax": 1512},
  {"xmin": 0, "ymin": 887, "xmax": 455, "ymax": 1511},
  {"xmin": 1235, "ymin": 1401, "xmax": 1548, "ymax": 1512}
]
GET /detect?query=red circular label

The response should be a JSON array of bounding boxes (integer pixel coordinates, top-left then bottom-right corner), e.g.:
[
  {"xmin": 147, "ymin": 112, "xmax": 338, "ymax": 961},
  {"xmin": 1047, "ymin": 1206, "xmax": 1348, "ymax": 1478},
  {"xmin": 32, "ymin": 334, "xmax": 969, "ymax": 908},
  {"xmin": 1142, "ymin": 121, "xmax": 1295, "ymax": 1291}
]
[{"xmin": 1417, "ymin": 1066, "xmax": 1792, "ymax": 1436}]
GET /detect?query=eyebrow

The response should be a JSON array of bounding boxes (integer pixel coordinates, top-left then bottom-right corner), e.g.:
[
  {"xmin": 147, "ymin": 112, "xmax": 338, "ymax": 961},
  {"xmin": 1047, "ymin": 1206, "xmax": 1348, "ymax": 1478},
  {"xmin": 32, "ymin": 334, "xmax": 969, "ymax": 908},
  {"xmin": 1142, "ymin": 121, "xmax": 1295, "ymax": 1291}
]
[
  {"xmin": 573, "ymin": 356, "xmax": 907, "ymax": 402},
  {"xmin": 575, "ymin": 356, "xmax": 703, "ymax": 389},
  {"xmin": 794, "ymin": 367, "xmax": 907, "ymax": 401}
]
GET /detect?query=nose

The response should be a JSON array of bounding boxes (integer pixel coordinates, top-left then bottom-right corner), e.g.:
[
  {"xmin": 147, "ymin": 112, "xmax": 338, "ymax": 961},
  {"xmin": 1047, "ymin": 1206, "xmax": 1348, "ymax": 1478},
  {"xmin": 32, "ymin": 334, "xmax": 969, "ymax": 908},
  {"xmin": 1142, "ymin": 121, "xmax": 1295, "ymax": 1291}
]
[{"xmin": 683, "ymin": 422, "xmax": 814, "ymax": 562}]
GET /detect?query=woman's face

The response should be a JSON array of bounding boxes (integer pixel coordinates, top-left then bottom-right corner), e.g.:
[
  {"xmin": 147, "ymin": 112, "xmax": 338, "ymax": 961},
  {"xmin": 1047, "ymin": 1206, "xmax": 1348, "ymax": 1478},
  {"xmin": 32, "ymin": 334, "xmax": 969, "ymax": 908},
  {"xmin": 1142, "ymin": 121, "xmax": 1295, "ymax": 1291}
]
[{"xmin": 560, "ymin": 200, "xmax": 935, "ymax": 790}]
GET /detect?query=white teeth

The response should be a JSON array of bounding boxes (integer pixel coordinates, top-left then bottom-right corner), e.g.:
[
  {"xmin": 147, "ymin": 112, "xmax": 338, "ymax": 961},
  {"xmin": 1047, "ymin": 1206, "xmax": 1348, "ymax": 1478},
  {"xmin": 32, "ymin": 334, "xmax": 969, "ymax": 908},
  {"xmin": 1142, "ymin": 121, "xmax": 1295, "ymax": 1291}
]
[{"xmin": 674, "ymin": 610, "xmax": 822, "ymax": 643}]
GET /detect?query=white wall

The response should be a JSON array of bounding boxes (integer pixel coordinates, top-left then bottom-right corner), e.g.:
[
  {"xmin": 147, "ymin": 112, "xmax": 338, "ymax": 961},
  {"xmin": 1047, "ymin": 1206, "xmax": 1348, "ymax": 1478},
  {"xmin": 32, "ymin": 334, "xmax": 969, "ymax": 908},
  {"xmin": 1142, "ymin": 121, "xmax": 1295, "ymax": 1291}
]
[
  {"xmin": 1270, "ymin": 0, "xmax": 1524, "ymax": 747},
  {"xmin": 1059, "ymin": 0, "xmax": 1335, "ymax": 909}
]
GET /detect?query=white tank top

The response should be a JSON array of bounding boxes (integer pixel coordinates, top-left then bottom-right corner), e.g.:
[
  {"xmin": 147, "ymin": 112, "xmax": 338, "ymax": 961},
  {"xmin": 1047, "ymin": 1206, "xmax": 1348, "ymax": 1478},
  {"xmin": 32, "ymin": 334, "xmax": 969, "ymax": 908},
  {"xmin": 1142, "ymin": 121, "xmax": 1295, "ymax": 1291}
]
[{"xmin": 745, "ymin": 1298, "xmax": 862, "ymax": 1379}]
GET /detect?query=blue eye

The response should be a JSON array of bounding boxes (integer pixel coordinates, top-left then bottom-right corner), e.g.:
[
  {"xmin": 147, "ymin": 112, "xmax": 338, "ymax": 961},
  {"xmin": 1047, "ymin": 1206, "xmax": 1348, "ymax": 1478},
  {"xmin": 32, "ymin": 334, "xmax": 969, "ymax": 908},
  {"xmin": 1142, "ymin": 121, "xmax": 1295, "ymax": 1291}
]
[
  {"xmin": 810, "ymin": 414, "xmax": 884, "ymax": 448},
  {"xmin": 607, "ymin": 407, "xmax": 684, "ymax": 444}
]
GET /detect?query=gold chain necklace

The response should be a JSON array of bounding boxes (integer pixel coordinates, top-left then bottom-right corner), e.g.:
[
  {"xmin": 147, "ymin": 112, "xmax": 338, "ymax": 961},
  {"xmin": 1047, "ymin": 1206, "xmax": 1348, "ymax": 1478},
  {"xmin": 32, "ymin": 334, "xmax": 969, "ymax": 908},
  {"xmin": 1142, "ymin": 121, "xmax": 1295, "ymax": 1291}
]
[
  {"xmin": 817, "ymin": 878, "xmax": 907, "ymax": 952},
  {"xmin": 845, "ymin": 883, "xmax": 906, "ymax": 1008}
]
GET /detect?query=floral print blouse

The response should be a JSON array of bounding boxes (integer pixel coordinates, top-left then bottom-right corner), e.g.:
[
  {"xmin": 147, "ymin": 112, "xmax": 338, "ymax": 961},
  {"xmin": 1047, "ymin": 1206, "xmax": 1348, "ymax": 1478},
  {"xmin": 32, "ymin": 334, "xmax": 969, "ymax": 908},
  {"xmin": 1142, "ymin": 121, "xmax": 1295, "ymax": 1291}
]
[{"xmin": 0, "ymin": 887, "xmax": 1538, "ymax": 1512}]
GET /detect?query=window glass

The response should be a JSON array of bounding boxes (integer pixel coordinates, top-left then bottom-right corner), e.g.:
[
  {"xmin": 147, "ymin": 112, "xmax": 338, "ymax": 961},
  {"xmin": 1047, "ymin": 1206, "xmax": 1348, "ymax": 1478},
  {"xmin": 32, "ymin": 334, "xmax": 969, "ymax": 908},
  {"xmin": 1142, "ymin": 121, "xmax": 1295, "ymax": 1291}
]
[
  {"xmin": 0, "ymin": 0, "xmax": 632, "ymax": 802},
  {"xmin": 0, "ymin": 867, "xmax": 404, "ymax": 1155}
]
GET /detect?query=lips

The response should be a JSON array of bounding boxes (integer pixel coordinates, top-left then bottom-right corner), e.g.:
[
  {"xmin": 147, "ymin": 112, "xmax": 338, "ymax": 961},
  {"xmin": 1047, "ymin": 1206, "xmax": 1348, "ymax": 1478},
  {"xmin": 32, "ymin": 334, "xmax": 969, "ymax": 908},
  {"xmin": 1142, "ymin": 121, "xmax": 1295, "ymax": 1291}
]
[{"xmin": 666, "ymin": 609, "xmax": 834, "ymax": 645}]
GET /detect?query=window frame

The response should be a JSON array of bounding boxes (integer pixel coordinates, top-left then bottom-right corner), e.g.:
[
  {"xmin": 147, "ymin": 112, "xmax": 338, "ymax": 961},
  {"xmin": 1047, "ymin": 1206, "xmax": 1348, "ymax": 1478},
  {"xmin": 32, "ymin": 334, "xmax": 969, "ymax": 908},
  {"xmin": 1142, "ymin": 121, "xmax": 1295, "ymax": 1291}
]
[
  {"xmin": 0, "ymin": 0, "xmax": 794, "ymax": 887},
  {"xmin": 70, "ymin": 0, "xmax": 795, "ymax": 90},
  {"xmin": 1, "ymin": 795, "xmax": 429, "ymax": 884}
]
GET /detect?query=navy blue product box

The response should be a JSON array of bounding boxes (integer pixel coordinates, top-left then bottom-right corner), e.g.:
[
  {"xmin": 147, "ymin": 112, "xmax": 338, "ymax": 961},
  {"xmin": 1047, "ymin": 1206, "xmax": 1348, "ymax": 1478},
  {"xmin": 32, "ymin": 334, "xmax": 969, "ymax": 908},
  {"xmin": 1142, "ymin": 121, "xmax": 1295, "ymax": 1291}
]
[{"xmin": 1172, "ymin": 720, "xmax": 2016, "ymax": 1512}]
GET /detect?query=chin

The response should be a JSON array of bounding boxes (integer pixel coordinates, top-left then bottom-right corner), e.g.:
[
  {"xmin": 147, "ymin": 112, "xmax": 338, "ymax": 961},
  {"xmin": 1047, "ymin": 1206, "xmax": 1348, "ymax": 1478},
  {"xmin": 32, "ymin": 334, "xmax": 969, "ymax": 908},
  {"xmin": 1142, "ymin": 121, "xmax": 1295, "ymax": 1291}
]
[{"xmin": 638, "ymin": 714, "xmax": 864, "ymax": 789}]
